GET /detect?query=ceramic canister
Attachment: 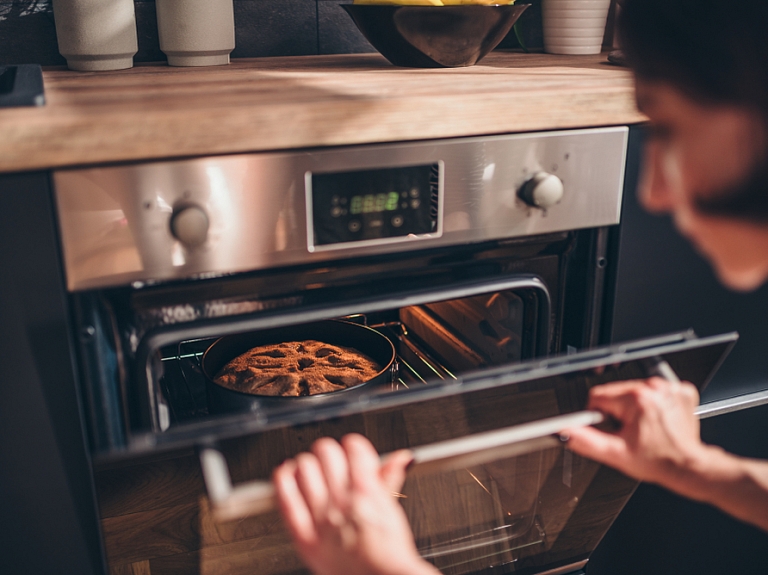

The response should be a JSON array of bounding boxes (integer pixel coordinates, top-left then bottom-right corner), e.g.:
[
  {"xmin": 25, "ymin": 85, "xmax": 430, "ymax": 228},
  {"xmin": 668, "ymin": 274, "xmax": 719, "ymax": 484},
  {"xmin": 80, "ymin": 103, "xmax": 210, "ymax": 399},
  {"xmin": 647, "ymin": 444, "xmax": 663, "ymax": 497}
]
[
  {"xmin": 542, "ymin": 0, "xmax": 612, "ymax": 55},
  {"xmin": 51, "ymin": 0, "xmax": 138, "ymax": 71},
  {"xmin": 156, "ymin": 0, "xmax": 236, "ymax": 67}
]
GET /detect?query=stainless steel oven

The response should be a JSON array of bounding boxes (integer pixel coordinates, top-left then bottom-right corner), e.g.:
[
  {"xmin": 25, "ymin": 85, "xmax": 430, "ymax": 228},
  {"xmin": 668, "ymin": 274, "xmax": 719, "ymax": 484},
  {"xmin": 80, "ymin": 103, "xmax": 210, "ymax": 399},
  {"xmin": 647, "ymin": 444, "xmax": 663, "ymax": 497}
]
[
  {"xmin": 41, "ymin": 126, "xmax": 736, "ymax": 575},
  {"xmin": 55, "ymin": 127, "xmax": 627, "ymax": 451}
]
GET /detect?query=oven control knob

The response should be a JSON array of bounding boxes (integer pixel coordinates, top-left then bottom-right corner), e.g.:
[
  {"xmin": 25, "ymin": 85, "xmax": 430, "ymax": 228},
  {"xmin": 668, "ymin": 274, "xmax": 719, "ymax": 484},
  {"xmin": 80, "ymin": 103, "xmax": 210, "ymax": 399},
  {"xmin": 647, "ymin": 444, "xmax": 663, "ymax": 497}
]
[
  {"xmin": 170, "ymin": 204, "xmax": 209, "ymax": 247},
  {"xmin": 519, "ymin": 172, "xmax": 564, "ymax": 209}
]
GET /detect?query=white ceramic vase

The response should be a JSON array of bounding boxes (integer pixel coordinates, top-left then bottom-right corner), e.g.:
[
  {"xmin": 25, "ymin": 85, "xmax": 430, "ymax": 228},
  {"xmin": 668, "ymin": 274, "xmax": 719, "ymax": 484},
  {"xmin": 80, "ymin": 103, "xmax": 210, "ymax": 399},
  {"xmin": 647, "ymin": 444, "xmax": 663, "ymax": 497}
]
[
  {"xmin": 51, "ymin": 0, "xmax": 138, "ymax": 71},
  {"xmin": 541, "ymin": 0, "xmax": 612, "ymax": 55},
  {"xmin": 156, "ymin": 0, "xmax": 236, "ymax": 67}
]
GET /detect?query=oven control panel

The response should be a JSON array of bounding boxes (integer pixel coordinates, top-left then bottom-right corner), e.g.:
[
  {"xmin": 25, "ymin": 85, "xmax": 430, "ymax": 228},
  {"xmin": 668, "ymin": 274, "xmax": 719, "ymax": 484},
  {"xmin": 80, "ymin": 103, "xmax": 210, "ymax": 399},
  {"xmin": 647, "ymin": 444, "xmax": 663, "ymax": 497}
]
[
  {"xmin": 307, "ymin": 163, "xmax": 440, "ymax": 251},
  {"xmin": 53, "ymin": 126, "xmax": 628, "ymax": 291}
]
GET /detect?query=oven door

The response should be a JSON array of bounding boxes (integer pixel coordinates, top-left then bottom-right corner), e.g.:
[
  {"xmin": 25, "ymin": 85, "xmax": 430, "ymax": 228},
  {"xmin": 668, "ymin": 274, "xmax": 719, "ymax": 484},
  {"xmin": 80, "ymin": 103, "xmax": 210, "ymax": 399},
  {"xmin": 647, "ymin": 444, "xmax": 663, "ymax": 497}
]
[
  {"xmin": 124, "ymin": 274, "xmax": 554, "ymax": 444},
  {"xmin": 188, "ymin": 331, "xmax": 735, "ymax": 575}
]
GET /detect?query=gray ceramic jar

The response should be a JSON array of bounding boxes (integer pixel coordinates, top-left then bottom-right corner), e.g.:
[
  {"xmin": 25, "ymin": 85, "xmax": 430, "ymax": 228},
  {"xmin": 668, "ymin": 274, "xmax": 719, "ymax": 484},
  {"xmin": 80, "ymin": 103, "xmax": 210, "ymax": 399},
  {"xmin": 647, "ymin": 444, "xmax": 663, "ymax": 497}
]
[
  {"xmin": 52, "ymin": 0, "xmax": 138, "ymax": 71},
  {"xmin": 156, "ymin": 0, "xmax": 236, "ymax": 67}
]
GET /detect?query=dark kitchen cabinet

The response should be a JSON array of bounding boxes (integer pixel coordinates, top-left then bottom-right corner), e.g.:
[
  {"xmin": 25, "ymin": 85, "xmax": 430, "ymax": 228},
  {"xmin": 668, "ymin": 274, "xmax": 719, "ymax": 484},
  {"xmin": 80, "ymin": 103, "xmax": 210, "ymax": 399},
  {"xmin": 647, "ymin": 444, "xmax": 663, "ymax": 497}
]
[
  {"xmin": 0, "ymin": 172, "xmax": 105, "ymax": 575},
  {"xmin": 589, "ymin": 126, "xmax": 768, "ymax": 575}
]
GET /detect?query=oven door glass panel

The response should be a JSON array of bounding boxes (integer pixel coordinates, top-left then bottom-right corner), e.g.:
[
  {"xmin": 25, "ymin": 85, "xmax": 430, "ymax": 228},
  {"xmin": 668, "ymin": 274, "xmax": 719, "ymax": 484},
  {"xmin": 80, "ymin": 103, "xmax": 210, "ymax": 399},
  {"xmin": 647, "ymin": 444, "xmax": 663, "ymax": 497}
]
[
  {"xmin": 399, "ymin": 393, "xmax": 571, "ymax": 574},
  {"xmin": 195, "ymin": 332, "xmax": 734, "ymax": 575},
  {"xmin": 404, "ymin": 446, "xmax": 592, "ymax": 574}
]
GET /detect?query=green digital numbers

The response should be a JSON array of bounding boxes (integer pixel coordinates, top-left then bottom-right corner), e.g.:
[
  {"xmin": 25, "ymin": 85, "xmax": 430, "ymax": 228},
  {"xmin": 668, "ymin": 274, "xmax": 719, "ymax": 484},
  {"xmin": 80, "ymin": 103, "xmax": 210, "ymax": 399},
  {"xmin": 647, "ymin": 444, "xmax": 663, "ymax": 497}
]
[{"xmin": 348, "ymin": 189, "xmax": 414, "ymax": 215}]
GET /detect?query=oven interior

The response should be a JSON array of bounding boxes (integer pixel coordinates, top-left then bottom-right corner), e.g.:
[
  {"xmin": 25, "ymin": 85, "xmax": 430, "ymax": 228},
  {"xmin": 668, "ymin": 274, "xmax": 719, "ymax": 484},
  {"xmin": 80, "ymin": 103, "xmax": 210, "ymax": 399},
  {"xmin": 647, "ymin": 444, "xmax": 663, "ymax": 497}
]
[
  {"xmin": 73, "ymin": 231, "xmax": 609, "ymax": 456},
  {"xmin": 158, "ymin": 289, "xmax": 540, "ymax": 426}
]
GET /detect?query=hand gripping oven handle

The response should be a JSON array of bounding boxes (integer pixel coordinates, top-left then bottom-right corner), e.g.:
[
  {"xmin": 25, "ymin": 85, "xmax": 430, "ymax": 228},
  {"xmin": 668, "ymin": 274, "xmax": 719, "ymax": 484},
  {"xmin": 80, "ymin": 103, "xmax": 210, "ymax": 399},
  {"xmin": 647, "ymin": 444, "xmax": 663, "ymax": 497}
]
[{"xmin": 199, "ymin": 409, "xmax": 605, "ymax": 523}]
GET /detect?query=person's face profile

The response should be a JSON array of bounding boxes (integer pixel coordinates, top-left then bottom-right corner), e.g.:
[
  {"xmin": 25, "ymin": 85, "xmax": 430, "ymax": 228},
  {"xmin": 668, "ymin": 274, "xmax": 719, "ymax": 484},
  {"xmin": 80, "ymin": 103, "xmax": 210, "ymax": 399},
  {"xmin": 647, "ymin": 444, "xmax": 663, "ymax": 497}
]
[{"xmin": 634, "ymin": 79, "xmax": 768, "ymax": 291}]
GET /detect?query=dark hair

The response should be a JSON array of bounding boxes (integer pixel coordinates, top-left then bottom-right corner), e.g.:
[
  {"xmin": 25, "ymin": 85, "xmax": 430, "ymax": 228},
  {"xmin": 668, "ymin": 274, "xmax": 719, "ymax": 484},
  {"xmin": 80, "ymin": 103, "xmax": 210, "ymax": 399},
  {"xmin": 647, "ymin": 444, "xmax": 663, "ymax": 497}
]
[
  {"xmin": 618, "ymin": 0, "xmax": 768, "ymax": 110},
  {"xmin": 618, "ymin": 0, "xmax": 768, "ymax": 221}
]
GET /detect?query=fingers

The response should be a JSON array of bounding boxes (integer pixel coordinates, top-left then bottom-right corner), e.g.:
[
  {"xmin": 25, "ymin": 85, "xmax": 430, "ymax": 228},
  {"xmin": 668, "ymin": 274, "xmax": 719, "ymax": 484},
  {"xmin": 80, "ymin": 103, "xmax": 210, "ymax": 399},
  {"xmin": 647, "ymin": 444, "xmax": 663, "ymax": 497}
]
[
  {"xmin": 564, "ymin": 426, "xmax": 629, "ymax": 467},
  {"xmin": 588, "ymin": 377, "xmax": 699, "ymax": 422},
  {"xmin": 312, "ymin": 437, "xmax": 351, "ymax": 512},
  {"xmin": 579, "ymin": 375, "xmax": 696, "ymax": 435},
  {"xmin": 588, "ymin": 381, "xmax": 647, "ymax": 422},
  {"xmin": 591, "ymin": 377, "xmax": 695, "ymax": 399},
  {"xmin": 311, "ymin": 434, "xmax": 411, "ymax": 497},
  {"xmin": 680, "ymin": 380, "xmax": 700, "ymax": 406},
  {"xmin": 295, "ymin": 452, "xmax": 331, "ymax": 524},
  {"xmin": 379, "ymin": 449, "xmax": 413, "ymax": 493},
  {"xmin": 342, "ymin": 433, "xmax": 384, "ymax": 495},
  {"xmin": 273, "ymin": 460, "xmax": 318, "ymax": 547},
  {"xmin": 645, "ymin": 376, "xmax": 700, "ymax": 406}
]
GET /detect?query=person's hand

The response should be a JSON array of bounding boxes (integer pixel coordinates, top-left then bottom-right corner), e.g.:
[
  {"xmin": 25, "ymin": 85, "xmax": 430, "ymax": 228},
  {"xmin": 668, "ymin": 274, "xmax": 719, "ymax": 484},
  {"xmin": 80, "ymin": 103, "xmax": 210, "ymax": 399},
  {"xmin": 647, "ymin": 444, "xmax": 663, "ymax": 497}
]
[
  {"xmin": 563, "ymin": 376, "xmax": 710, "ymax": 490},
  {"xmin": 273, "ymin": 433, "xmax": 440, "ymax": 575}
]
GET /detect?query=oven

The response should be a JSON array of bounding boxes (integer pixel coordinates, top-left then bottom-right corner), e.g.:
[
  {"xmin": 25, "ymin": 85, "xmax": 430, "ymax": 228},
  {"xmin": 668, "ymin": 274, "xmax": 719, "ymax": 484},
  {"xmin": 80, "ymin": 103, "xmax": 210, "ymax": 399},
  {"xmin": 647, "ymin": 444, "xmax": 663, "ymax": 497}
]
[{"xmin": 40, "ymin": 126, "xmax": 734, "ymax": 575}]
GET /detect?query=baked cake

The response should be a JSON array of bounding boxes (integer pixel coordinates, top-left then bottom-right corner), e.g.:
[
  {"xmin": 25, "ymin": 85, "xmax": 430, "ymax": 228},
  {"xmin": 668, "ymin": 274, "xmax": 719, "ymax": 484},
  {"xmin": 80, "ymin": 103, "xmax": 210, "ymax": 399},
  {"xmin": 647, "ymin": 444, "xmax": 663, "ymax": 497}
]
[{"xmin": 214, "ymin": 340, "xmax": 382, "ymax": 397}]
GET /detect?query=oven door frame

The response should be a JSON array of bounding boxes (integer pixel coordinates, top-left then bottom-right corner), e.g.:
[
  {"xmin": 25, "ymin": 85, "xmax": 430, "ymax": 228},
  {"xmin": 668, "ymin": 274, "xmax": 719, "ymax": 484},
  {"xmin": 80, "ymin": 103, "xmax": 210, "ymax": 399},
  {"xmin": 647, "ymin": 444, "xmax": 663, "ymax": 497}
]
[{"xmin": 133, "ymin": 274, "xmax": 553, "ymax": 445}]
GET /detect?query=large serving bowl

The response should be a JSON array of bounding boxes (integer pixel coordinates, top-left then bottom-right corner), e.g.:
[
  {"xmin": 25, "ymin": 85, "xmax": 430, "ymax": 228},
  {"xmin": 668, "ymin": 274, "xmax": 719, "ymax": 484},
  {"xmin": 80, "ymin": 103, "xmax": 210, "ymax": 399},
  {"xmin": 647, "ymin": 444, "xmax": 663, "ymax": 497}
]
[{"xmin": 342, "ymin": 3, "xmax": 530, "ymax": 68}]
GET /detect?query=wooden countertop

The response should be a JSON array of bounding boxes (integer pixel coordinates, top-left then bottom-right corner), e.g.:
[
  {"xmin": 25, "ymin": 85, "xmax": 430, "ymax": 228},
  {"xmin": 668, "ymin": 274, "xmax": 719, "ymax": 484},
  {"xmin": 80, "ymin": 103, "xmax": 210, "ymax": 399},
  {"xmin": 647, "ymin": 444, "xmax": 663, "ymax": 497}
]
[{"xmin": 0, "ymin": 52, "xmax": 646, "ymax": 174}]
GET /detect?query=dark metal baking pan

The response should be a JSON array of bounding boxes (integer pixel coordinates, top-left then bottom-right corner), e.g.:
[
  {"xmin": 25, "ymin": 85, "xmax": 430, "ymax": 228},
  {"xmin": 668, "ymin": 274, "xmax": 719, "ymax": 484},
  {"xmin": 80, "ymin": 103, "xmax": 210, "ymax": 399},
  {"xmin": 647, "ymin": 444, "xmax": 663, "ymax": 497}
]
[{"xmin": 202, "ymin": 319, "xmax": 397, "ymax": 413}]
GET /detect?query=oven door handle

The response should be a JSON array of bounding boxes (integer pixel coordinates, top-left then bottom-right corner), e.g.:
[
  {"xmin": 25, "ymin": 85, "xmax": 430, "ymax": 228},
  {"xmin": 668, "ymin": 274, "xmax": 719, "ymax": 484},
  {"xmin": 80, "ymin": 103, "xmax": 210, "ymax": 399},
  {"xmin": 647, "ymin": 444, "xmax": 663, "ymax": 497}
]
[{"xmin": 199, "ymin": 409, "xmax": 605, "ymax": 523}]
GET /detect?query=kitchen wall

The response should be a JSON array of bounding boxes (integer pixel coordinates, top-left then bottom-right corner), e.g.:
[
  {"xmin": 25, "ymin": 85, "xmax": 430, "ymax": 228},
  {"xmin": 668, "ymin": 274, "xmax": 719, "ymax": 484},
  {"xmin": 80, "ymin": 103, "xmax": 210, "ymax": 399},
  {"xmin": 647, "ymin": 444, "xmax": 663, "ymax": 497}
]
[{"xmin": 0, "ymin": 0, "xmax": 543, "ymax": 66}]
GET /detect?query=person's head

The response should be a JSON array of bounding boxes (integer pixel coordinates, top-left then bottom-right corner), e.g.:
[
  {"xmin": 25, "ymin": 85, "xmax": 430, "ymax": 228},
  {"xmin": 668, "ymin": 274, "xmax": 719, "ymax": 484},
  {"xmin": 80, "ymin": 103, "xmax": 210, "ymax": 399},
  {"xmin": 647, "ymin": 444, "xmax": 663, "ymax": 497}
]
[{"xmin": 618, "ymin": 0, "xmax": 768, "ymax": 290}]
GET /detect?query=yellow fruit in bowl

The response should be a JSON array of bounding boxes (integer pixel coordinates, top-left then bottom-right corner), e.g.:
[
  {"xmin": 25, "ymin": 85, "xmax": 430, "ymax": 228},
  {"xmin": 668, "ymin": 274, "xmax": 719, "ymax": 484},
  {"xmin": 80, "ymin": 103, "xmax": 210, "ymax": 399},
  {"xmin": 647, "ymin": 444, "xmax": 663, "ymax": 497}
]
[
  {"xmin": 353, "ymin": 0, "xmax": 443, "ymax": 4},
  {"xmin": 352, "ymin": 0, "xmax": 516, "ymax": 5},
  {"xmin": 442, "ymin": 0, "xmax": 516, "ymax": 4}
]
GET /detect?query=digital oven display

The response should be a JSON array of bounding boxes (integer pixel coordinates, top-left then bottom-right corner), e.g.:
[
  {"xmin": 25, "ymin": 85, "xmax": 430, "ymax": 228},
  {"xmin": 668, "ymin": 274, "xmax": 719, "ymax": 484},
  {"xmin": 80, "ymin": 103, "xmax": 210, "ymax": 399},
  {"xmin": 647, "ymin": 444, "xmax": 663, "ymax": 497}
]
[{"xmin": 308, "ymin": 163, "xmax": 439, "ymax": 249}]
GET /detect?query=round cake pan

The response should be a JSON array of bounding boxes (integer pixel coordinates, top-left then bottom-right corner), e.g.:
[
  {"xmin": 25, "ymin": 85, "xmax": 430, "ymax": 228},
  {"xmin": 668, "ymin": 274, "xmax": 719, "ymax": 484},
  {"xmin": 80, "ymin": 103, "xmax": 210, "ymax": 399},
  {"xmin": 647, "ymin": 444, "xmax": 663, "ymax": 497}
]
[{"xmin": 202, "ymin": 319, "xmax": 397, "ymax": 414}]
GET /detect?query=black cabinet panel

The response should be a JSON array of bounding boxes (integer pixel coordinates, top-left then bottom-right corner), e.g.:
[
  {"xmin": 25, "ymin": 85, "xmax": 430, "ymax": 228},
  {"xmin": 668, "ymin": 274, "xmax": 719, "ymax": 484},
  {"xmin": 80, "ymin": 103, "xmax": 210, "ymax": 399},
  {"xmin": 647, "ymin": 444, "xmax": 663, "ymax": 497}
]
[
  {"xmin": 0, "ymin": 172, "xmax": 104, "ymax": 575},
  {"xmin": 589, "ymin": 403, "xmax": 768, "ymax": 575},
  {"xmin": 233, "ymin": 0, "xmax": 318, "ymax": 58},
  {"xmin": 610, "ymin": 126, "xmax": 768, "ymax": 402},
  {"xmin": 0, "ymin": 2, "xmax": 65, "ymax": 66},
  {"xmin": 318, "ymin": 0, "xmax": 374, "ymax": 55},
  {"xmin": 595, "ymin": 125, "xmax": 768, "ymax": 575}
]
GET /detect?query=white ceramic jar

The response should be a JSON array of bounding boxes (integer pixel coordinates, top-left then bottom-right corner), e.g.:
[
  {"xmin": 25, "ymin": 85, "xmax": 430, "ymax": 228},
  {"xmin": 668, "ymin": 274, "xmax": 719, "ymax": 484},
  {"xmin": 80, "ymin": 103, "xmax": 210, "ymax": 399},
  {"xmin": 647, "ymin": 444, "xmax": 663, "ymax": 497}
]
[
  {"xmin": 51, "ymin": 0, "xmax": 138, "ymax": 71},
  {"xmin": 155, "ymin": 0, "xmax": 236, "ymax": 67},
  {"xmin": 542, "ymin": 0, "xmax": 612, "ymax": 55}
]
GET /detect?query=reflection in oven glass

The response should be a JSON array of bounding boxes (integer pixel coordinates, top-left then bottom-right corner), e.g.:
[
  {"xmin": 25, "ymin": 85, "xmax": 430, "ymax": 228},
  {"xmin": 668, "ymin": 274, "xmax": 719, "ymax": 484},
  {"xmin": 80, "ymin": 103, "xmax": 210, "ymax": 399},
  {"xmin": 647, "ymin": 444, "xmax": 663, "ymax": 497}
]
[
  {"xmin": 402, "ymin": 448, "xmax": 600, "ymax": 574},
  {"xmin": 406, "ymin": 450, "xmax": 554, "ymax": 573}
]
